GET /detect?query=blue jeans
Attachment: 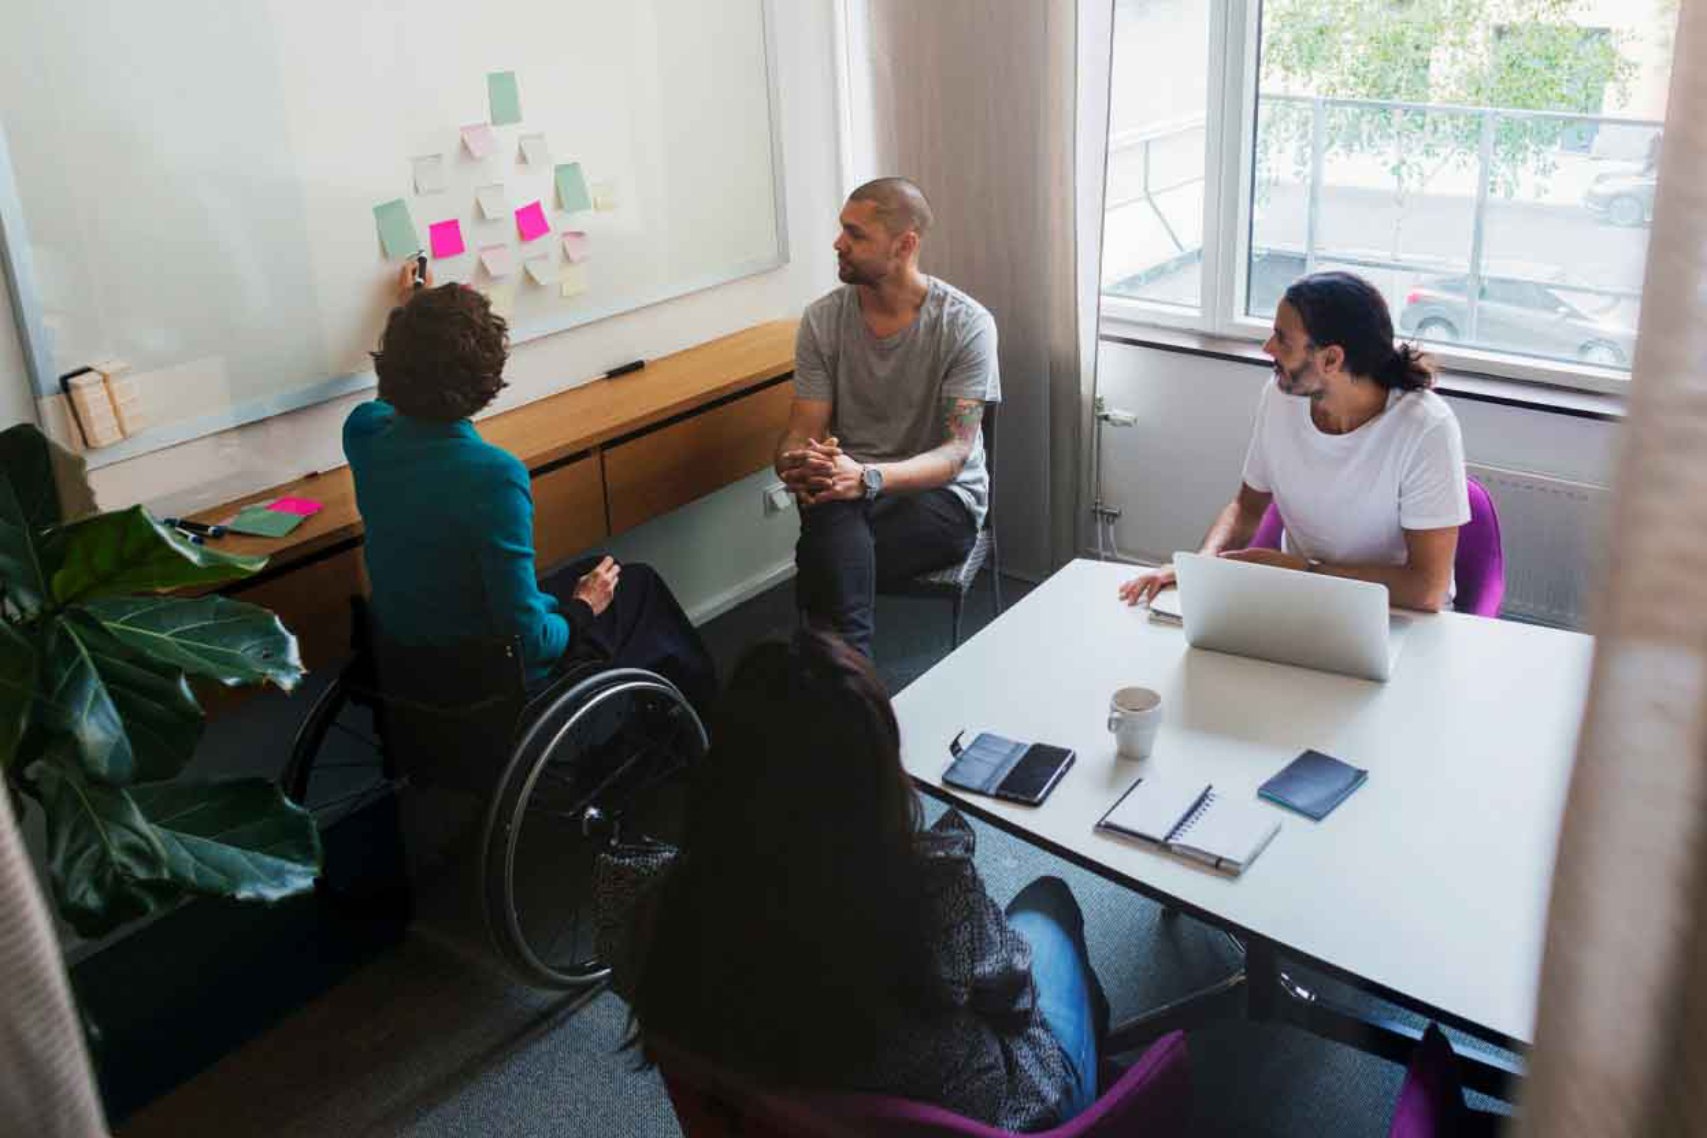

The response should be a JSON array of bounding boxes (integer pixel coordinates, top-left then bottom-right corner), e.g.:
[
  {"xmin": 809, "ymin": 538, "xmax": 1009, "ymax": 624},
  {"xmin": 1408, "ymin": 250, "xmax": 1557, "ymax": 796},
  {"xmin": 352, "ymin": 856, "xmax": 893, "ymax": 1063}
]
[{"xmin": 1005, "ymin": 876, "xmax": 1110, "ymax": 1122}]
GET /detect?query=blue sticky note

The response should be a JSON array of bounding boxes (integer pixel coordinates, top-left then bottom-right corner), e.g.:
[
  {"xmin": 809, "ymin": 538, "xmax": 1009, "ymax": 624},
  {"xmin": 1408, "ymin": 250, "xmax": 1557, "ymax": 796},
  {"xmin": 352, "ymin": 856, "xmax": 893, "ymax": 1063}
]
[
  {"xmin": 555, "ymin": 162, "xmax": 592, "ymax": 213},
  {"xmin": 373, "ymin": 199, "xmax": 419, "ymax": 259},
  {"xmin": 488, "ymin": 71, "xmax": 523, "ymax": 126}
]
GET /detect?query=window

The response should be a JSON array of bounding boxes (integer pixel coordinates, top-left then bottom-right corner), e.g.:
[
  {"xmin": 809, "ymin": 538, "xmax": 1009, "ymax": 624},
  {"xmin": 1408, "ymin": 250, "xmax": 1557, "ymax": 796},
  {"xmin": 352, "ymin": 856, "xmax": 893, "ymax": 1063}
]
[{"xmin": 1101, "ymin": 0, "xmax": 1681, "ymax": 388}]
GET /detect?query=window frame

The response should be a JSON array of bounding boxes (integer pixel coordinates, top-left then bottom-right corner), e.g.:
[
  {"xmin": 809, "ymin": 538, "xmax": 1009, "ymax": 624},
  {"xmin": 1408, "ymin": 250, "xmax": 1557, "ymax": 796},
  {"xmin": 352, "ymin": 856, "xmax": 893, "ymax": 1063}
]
[{"xmin": 1097, "ymin": 0, "xmax": 1645, "ymax": 398}]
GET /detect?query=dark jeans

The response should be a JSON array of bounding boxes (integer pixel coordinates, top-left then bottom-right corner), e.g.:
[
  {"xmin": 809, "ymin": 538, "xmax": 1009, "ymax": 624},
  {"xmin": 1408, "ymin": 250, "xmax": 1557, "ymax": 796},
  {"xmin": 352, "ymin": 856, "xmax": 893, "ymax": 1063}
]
[
  {"xmin": 1005, "ymin": 876, "xmax": 1111, "ymax": 1121},
  {"xmin": 795, "ymin": 490, "xmax": 977, "ymax": 658},
  {"xmin": 539, "ymin": 557, "xmax": 718, "ymax": 718}
]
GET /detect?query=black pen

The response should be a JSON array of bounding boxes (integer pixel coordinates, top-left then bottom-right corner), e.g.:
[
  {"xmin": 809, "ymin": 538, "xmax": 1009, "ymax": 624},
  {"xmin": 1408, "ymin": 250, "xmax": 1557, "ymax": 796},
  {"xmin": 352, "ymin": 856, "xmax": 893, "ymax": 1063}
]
[
  {"xmin": 603, "ymin": 359, "xmax": 645, "ymax": 379},
  {"xmin": 163, "ymin": 517, "xmax": 227, "ymax": 538}
]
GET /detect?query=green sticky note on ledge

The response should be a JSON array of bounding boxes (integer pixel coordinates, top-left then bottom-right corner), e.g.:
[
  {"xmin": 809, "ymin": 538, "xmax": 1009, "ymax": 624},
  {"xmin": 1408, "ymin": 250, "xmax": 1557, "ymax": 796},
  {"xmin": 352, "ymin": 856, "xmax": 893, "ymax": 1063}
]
[
  {"xmin": 229, "ymin": 505, "xmax": 305, "ymax": 538},
  {"xmin": 488, "ymin": 71, "xmax": 523, "ymax": 126}
]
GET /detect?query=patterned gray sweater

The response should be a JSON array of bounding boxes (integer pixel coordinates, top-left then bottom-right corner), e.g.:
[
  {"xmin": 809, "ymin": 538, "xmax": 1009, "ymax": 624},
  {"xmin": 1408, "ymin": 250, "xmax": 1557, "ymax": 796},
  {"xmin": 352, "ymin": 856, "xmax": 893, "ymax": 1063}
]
[{"xmin": 594, "ymin": 808, "xmax": 1076, "ymax": 1132}]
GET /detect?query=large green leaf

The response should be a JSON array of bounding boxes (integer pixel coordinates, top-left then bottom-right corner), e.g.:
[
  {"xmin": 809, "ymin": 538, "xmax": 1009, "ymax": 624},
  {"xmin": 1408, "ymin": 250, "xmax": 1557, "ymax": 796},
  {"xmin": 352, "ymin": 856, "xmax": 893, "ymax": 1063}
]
[
  {"xmin": 128, "ymin": 778, "xmax": 321, "ymax": 902},
  {"xmin": 83, "ymin": 594, "xmax": 305, "ymax": 692},
  {"xmin": 27, "ymin": 759, "xmax": 321, "ymax": 939},
  {"xmin": 37, "ymin": 615, "xmax": 205, "ymax": 785},
  {"xmin": 45, "ymin": 506, "xmax": 267, "ymax": 604},
  {"xmin": 31, "ymin": 757, "xmax": 178, "ymax": 938},
  {"xmin": 0, "ymin": 620, "xmax": 38, "ymax": 770},
  {"xmin": 37, "ymin": 619, "xmax": 133, "ymax": 784},
  {"xmin": 0, "ymin": 423, "xmax": 65, "ymax": 531},
  {"xmin": 0, "ymin": 462, "xmax": 49, "ymax": 618}
]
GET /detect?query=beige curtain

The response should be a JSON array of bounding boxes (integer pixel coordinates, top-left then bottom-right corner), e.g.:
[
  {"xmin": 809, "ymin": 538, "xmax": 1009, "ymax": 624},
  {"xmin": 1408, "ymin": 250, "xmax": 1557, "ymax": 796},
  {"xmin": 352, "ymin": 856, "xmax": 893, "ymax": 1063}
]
[
  {"xmin": 0, "ymin": 789, "xmax": 109, "ymax": 1137},
  {"xmin": 863, "ymin": 0, "xmax": 1087, "ymax": 577},
  {"xmin": 1518, "ymin": 2, "xmax": 1707, "ymax": 1134}
]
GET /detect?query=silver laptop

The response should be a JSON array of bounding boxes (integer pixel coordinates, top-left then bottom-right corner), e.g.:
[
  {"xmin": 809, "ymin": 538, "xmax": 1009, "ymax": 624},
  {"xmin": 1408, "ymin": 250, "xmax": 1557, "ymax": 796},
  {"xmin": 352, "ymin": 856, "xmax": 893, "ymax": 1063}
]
[{"xmin": 1171, "ymin": 551, "xmax": 1411, "ymax": 682}]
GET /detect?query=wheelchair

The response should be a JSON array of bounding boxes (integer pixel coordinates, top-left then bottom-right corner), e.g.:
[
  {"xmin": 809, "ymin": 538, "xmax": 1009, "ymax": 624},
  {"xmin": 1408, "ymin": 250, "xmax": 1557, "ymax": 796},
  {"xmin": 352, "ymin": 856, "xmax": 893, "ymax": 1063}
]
[{"xmin": 278, "ymin": 602, "xmax": 707, "ymax": 990}]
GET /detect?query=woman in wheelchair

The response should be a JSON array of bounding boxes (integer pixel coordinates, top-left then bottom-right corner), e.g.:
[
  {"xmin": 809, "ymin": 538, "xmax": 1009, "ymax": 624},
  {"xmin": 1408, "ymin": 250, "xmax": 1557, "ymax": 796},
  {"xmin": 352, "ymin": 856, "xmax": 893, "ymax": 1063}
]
[
  {"xmin": 595, "ymin": 629, "xmax": 1112, "ymax": 1132},
  {"xmin": 344, "ymin": 265, "xmax": 715, "ymax": 715}
]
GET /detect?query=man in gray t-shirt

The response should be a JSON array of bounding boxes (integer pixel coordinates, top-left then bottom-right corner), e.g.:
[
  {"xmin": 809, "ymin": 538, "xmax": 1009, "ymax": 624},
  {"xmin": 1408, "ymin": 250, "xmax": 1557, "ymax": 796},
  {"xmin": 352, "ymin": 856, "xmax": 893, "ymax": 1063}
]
[{"xmin": 777, "ymin": 178, "xmax": 1001, "ymax": 658}]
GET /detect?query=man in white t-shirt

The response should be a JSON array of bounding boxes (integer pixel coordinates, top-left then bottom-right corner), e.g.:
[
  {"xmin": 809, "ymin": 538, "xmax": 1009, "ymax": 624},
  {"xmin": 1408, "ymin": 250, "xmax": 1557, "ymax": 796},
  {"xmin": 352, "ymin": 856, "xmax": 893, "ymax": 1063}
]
[{"xmin": 1119, "ymin": 271, "xmax": 1470, "ymax": 613}]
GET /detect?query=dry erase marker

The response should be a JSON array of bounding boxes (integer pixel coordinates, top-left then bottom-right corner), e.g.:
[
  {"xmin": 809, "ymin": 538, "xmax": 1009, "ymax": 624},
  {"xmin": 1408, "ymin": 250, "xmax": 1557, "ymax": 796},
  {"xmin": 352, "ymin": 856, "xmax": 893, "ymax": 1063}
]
[
  {"xmin": 604, "ymin": 359, "xmax": 645, "ymax": 379},
  {"xmin": 171, "ymin": 526, "xmax": 205, "ymax": 546},
  {"xmin": 163, "ymin": 517, "xmax": 227, "ymax": 539},
  {"xmin": 413, "ymin": 251, "xmax": 428, "ymax": 290}
]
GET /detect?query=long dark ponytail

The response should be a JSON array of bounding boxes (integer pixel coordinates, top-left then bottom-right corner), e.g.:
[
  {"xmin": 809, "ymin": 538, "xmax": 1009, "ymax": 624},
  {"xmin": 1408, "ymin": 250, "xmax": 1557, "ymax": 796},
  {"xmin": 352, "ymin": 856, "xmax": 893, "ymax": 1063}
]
[{"xmin": 1283, "ymin": 271, "xmax": 1435, "ymax": 392}]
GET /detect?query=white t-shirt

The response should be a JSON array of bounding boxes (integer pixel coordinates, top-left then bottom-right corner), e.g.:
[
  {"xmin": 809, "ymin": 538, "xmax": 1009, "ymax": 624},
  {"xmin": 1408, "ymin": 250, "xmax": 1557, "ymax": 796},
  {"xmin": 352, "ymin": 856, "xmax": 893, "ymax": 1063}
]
[{"xmin": 1240, "ymin": 379, "xmax": 1470, "ymax": 568}]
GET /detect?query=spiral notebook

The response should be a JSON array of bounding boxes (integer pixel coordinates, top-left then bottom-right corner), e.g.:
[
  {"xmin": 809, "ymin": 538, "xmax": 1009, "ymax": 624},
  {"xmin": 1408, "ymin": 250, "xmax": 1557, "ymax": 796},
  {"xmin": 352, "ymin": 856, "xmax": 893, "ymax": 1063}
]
[{"xmin": 1096, "ymin": 770, "xmax": 1280, "ymax": 875}]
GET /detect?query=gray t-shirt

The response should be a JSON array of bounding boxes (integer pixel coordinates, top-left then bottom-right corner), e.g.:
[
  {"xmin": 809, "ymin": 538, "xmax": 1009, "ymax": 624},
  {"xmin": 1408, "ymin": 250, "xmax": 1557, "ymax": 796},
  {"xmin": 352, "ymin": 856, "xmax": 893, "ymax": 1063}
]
[{"xmin": 794, "ymin": 278, "xmax": 1001, "ymax": 527}]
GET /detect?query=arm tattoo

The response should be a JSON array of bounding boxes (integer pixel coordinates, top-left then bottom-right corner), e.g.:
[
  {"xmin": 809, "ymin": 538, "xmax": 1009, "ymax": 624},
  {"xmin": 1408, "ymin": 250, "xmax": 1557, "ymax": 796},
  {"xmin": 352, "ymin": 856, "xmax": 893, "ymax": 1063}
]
[{"xmin": 944, "ymin": 398, "xmax": 984, "ymax": 448}]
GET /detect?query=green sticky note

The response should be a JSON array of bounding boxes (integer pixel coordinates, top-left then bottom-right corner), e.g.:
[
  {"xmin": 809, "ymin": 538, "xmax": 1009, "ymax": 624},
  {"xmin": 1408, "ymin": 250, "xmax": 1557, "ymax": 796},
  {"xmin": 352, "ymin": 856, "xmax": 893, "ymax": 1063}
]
[
  {"xmin": 488, "ymin": 71, "xmax": 523, "ymax": 126},
  {"xmin": 555, "ymin": 162, "xmax": 592, "ymax": 213},
  {"xmin": 373, "ymin": 198, "xmax": 419, "ymax": 260},
  {"xmin": 229, "ymin": 505, "xmax": 305, "ymax": 538}
]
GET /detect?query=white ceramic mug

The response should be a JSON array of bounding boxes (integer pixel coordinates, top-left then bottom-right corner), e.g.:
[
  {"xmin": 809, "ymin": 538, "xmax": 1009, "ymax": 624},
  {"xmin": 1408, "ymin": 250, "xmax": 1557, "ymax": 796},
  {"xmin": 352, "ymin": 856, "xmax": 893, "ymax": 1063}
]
[{"xmin": 1108, "ymin": 686, "xmax": 1163, "ymax": 760}]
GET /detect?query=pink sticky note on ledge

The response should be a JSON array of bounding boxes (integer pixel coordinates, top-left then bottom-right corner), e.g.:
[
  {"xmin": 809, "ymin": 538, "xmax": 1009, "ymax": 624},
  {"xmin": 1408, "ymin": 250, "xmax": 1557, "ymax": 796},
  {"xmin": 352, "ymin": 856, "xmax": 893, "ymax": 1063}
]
[
  {"xmin": 561, "ymin": 230, "xmax": 591, "ymax": 263},
  {"xmin": 515, "ymin": 200, "xmax": 549, "ymax": 242},
  {"xmin": 268, "ymin": 497, "xmax": 323, "ymax": 517},
  {"xmin": 461, "ymin": 123, "xmax": 498, "ymax": 159},
  {"xmin": 428, "ymin": 219, "xmax": 465, "ymax": 259}
]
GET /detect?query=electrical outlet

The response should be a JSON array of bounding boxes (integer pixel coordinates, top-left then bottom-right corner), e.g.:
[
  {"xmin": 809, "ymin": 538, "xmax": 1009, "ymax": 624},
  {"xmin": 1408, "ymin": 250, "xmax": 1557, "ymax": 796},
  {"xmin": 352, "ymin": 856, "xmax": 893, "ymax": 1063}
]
[{"xmin": 763, "ymin": 482, "xmax": 793, "ymax": 515}]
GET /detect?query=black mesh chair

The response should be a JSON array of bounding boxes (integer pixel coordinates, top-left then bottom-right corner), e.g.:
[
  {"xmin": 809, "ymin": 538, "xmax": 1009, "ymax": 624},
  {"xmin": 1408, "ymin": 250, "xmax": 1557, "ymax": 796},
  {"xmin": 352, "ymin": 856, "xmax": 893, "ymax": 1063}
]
[
  {"xmin": 878, "ymin": 403, "xmax": 1003, "ymax": 648},
  {"xmin": 280, "ymin": 601, "xmax": 706, "ymax": 989}
]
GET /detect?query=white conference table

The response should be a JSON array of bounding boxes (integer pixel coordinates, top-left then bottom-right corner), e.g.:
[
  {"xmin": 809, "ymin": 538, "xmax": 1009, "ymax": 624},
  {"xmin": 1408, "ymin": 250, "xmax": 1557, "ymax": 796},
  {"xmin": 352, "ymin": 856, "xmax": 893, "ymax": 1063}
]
[{"xmin": 894, "ymin": 558, "xmax": 1592, "ymax": 1081}]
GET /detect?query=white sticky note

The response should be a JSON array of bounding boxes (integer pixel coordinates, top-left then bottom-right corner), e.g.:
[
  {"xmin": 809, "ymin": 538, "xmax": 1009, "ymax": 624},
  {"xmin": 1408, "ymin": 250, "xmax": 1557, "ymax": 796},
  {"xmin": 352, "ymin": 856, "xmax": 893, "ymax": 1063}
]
[
  {"xmin": 591, "ymin": 180, "xmax": 619, "ymax": 212},
  {"xmin": 561, "ymin": 230, "xmax": 591, "ymax": 263},
  {"xmin": 462, "ymin": 123, "xmax": 499, "ymax": 159},
  {"xmin": 476, "ymin": 183, "xmax": 510, "ymax": 221},
  {"xmin": 485, "ymin": 281, "xmax": 516, "ymax": 319},
  {"xmin": 478, "ymin": 244, "xmax": 516, "ymax": 278},
  {"xmin": 412, "ymin": 154, "xmax": 446, "ymax": 195},
  {"xmin": 518, "ymin": 133, "xmax": 549, "ymax": 167},
  {"xmin": 560, "ymin": 264, "xmax": 587, "ymax": 298},
  {"xmin": 524, "ymin": 256, "xmax": 557, "ymax": 287}
]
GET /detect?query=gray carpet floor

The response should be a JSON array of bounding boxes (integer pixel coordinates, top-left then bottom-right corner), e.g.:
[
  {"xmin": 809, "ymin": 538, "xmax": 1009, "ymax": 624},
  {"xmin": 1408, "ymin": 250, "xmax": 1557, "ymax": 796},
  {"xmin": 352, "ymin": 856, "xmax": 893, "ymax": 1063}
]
[{"xmin": 124, "ymin": 569, "xmax": 1517, "ymax": 1136}]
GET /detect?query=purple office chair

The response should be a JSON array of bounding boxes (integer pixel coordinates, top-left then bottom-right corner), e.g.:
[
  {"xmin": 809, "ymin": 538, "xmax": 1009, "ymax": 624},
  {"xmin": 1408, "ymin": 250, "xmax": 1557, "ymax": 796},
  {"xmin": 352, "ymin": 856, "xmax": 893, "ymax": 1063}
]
[
  {"xmin": 1388, "ymin": 1023, "xmax": 1506, "ymax": 1138},
  {"xmin": 659, "ymin": 1030, "xmax": 1193, "ymax": 1138},
  {"xmin": 1246, "ymin": 479, "xmax": 1505, "ymax": 617}
]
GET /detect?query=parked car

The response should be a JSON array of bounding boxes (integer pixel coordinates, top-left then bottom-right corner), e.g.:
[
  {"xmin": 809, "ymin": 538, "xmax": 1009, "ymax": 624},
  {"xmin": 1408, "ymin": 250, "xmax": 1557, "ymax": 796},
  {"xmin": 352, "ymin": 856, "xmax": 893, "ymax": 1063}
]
[
  {"xmin": 1582, "ymin": 170, "xmax": 1655, "ymax": 227},
  {"xmin": 1399, "ymin": 275, "xmax": 1635, "ymax": 366}
]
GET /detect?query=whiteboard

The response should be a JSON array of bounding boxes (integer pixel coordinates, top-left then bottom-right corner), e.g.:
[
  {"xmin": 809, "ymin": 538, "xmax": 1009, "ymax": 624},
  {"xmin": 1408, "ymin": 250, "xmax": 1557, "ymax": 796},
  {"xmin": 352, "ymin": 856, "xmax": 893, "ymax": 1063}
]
[{"xmin": 0, "ymin": 0, "xmax": 786, "ymax": 466}]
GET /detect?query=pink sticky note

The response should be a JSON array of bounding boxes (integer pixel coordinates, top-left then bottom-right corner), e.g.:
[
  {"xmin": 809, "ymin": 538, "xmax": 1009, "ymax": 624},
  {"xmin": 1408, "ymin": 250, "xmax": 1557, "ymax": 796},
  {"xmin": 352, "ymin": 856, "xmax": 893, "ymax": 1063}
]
[
  {"xmin": 515, "ymin": 200, "xmax": 549, "ymax": 242},
  {"xmin": 428, "ymin": 219, "xmax": 465, "ymax": 259},
  {"xmin": 267, "ymin": 497, "xmax": 323, "ymax": 517},
  {"xmin": 461, "ymin": 123, "xmax": 498, "ymax": 159},
  {"xmin": 561, "ymin": 230, "xmax": 591, "ymax": 263}
]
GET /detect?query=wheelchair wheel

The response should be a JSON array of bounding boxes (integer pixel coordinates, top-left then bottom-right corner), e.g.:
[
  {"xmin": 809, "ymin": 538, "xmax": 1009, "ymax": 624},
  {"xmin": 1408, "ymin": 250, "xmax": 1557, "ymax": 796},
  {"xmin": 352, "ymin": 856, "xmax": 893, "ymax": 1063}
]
[
  {"xmin": 480, "ymin": 667, "xmax": 707, "ymax": 989},
  {"xmin": 279, "ymin": 663, "xmax": 397, "ymax": 826}
]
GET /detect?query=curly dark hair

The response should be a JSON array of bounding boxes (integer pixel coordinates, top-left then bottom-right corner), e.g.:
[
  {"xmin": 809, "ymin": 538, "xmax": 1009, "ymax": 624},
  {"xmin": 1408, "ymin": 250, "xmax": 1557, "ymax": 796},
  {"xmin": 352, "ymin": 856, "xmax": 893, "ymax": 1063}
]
[{"xmin": 371, "ymin": 284, "xmax": 509, "ymax": 421}]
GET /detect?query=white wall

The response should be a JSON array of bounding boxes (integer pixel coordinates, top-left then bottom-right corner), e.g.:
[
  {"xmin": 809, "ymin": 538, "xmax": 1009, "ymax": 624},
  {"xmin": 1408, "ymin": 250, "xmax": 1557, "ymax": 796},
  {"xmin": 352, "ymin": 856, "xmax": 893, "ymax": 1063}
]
[
  {"xmin": 1094, "ymin": 339, "xmax": 1622, "ymax": 564},
  {"xmin": 0, "ymin": 0, "xmax": 843, "ymax": 618}
]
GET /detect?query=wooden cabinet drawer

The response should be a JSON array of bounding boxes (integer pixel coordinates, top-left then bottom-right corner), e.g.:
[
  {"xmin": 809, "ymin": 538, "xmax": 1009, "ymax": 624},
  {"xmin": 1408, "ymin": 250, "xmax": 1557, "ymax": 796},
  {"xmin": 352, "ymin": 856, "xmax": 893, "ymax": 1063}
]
[
  {"xmin": 603, "ymin": 381, "xmax": 792, "ymax": 535},
  {"xmin": 531, "ymin": 453, "xmax": 608, "ymax": 572}
]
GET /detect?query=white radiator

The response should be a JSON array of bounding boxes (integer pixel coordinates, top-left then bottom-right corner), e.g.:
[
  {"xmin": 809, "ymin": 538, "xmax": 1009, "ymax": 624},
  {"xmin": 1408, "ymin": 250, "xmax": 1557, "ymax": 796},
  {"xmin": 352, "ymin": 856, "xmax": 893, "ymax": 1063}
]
[{"xmin": 1467, "ymin": 463, "xmax": 1610, "ymax": 630}]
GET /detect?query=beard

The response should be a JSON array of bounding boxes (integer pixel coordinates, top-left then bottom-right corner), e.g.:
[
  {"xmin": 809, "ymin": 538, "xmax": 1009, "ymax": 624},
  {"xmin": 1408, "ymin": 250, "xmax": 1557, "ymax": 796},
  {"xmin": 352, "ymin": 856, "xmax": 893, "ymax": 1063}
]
[
  {"xmin": 837, "ymin": 256, "xmax": 885, "ymax": 287},
  {"xmin": 1273, "ymin": 358, "xmax": 1324, "ymax": 399}
]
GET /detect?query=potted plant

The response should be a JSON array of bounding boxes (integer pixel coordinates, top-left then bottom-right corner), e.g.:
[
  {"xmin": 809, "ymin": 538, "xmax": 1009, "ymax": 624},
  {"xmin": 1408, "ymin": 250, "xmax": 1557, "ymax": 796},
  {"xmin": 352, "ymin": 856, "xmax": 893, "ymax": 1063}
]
[{"xmin": 0, "ymin": 422, "xmax": 320, "ymax": 938}]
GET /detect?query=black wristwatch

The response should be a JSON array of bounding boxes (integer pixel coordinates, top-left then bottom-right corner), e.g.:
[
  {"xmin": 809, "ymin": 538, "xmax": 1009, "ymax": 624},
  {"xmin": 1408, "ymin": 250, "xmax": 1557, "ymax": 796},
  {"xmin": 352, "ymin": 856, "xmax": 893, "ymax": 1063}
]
[{"xmin": 861, "ymin": 464, "xmax": 884, "ymax": 501}]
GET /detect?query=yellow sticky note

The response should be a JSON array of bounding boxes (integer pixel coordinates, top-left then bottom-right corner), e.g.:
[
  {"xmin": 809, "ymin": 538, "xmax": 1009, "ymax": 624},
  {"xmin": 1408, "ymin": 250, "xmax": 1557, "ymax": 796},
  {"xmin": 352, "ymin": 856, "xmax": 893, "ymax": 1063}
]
[
  {"xmin": 560, "ymin": 264, "xmax": 587, "ymax": 298},
  {"xmin": 485, "ymin": 282, "xmax": 517, "ymax": 319},
  {"xmin": 590, "ymin": 181, "xmax": 619, "ymax": 212}
]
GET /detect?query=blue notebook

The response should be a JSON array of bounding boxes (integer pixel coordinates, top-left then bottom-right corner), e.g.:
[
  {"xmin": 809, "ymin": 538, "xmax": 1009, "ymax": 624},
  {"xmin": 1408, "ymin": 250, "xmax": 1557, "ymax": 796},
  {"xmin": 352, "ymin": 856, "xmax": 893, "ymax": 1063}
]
[{"xmin": 1258, "ymin": 750, "xmax": 1367, "ymax": 821}]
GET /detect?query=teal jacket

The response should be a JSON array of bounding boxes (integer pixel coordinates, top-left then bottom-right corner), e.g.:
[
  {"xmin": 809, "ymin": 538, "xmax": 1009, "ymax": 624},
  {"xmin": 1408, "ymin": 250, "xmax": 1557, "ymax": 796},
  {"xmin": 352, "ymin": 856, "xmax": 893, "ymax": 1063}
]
[{"xmin": 344, "ymin": 400, "xmax": 569, "ymax": 684}]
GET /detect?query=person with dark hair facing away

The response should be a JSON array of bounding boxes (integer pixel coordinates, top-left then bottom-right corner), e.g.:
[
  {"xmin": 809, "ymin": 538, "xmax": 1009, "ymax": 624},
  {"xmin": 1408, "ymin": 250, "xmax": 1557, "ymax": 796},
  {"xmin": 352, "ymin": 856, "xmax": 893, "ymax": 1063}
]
[
  {"xmin": 344, "ymin": 265, "xmax": 715, "ymax": 712},
  {"xmin": 1120, "ymin": 270, "xmax": 1470, "ymax": 613},
  {"xmin": 777, "ymin": 177, "xmax": 1000, "ymax": 659},
  {"xmin": 594, "ymin": 629, "xmax": 1111, "ymax": 1132}
]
